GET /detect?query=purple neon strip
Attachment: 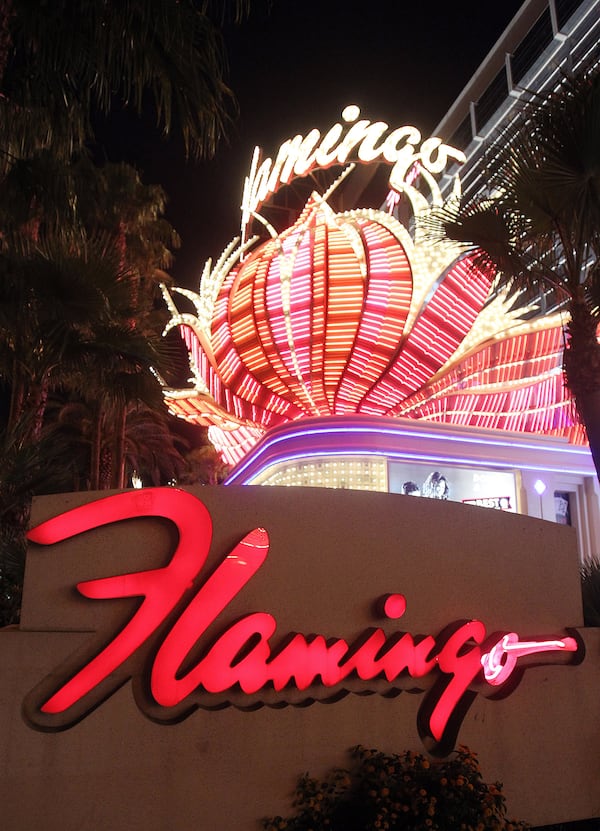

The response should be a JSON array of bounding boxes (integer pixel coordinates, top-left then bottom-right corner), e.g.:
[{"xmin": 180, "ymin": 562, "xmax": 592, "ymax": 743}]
[
  {"xmin": 223, "ymin": 417, "xmax": 593, "ymax": 485},
  {"xmin": 226, "ymin": 447, "xmax": 584, "ymax": 484}
]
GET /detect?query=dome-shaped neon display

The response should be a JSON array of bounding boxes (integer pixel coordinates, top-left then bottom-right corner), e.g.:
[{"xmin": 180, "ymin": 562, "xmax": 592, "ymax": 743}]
[
  {"xmin": 161, "ymin": 108, "xmax": 584, "ymax": 465},
  {"xmin": 163, "ymin": 199, "xmax": 580, "ymax": 465}
]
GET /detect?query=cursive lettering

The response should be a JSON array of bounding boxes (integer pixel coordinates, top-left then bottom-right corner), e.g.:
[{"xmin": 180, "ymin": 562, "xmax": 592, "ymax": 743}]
[
  {"xmin": 25, "ymin": 489, "xmax": 580, "ymax": 754},
  {"xmin": 240, "ymin": 105, "xmax": 466, "ymax": 241}
]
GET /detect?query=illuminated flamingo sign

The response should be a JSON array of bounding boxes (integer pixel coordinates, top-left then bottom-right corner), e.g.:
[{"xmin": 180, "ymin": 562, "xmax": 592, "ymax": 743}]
[
  {"xmin": 240, "ymin": 104, "xmax": 466, "ymax": 239},
  {"xmin": 24, "ymin": 489, "xmax": 581, "ymax": 755}
]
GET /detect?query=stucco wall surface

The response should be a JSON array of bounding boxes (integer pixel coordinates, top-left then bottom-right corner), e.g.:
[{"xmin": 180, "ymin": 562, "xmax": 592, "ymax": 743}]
[{"xmin": 0, "ymin": 486, "xmax": 598, "ymax": 830}]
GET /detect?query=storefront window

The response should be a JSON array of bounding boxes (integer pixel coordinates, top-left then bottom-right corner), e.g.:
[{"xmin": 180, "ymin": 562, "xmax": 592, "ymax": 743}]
[{"xmin": 388, "ymin": 461, "xmax": 517, "ymax": 512}]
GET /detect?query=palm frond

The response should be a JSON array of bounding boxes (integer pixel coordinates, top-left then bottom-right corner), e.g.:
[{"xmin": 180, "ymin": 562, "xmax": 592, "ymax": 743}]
[
  {"xmin": 0, "ymin": 414, "xmax": 73, "ymax": 567},
  {"xmin": 581, "ymin": 556, "xmax": 600, "ymax": 627},
  {"xmin": 6, "ymin": 0, "xmax": 238, "ymax": 159},
  {"xmin": 427, "ymin": 66, "xmax": 600, "ymax": 481}
]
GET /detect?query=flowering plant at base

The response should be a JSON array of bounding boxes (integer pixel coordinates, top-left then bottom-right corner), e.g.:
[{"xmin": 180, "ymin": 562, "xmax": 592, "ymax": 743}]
[{"xmin": 263, "ymin": 745, "xmax": 529, "ymax": 831}]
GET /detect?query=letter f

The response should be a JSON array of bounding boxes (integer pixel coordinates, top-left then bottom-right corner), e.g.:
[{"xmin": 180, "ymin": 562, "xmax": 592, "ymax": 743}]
[{"xmin": 26, "ymin": 488, "xmax": 212, "ymax": 718}]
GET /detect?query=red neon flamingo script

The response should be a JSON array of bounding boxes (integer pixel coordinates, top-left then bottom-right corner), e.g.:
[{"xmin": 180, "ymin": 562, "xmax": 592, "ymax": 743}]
[{"xmin": 25, "ymin": 489, "xmax": 580, "ymax": 755}]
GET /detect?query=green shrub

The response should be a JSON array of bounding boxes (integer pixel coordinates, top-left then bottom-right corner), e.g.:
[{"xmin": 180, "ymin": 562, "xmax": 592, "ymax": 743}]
[{"xmin": 263, "ymin": 744, "xmax": 529, "ymax": 831}]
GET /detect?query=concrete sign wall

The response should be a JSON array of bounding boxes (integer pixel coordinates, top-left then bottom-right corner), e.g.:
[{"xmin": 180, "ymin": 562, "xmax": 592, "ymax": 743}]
[{"xmin": 1, "ymin": 486, "xmax": 599, "ymax": 829}]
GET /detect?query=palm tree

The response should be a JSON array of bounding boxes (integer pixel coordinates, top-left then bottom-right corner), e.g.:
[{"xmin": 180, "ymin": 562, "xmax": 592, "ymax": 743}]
[
  {"xmin": 0, "ymin": 150, "xmax": 185, "ymax": 463},
  {"xmin": 0, "ymin": 0, "xmax": 252, "ymax": 169},
  {"xmin": 68, "ymin": 321, "xmax": 174, "ymax": 490},
  {"xmin": 0, "ymin": 412, "xmax": 74, "ymax": 625},
  {"xmin": 70, "ymin": 157, "xmax": 181, "ymax": 321},
  {"xmin": 180, "ymin": 443, "xmax": 231, "ymax": 486},
  {"xmin": 0, "ymin": 234, "xmax": 146, "ymax": 434},
  {"xmin": 428, "ymin": 67, "xmax": 600, "ymax": 481},
  {"xmin": 0, "ymin": 0, "xmax": 254, "ymax": 624},
  {"xmin": 51, "ymin": 396, "xmax": 188, "ymax": 490},
  {"xmin": 120, "ymin": 403, "xmax": 188, "ymax": 487}
]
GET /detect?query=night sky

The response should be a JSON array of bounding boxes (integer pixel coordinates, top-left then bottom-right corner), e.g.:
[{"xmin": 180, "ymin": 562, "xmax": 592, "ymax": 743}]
[{"xmin": 101, "ymin": 0, "xmax": 525, "ymax": 288}]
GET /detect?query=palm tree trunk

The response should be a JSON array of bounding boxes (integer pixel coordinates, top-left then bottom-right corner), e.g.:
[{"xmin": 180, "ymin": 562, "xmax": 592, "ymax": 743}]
[
  {"xmin": 564, "ymin": 294, "xmax": 600, "ymax": 483},
  {"xmin": 99, "ymin": 446, "xmax": 112, "ymax": 490},
  {"xmin": 0, "ymin": 0, "xmax": 13, "ymax": 89},
  {"xmin": 90, "ymin": 408, "xmax": 102, "ymax": 490},
  {"xmin": 29, "ymin": 376, "xmax": 49, "ymax": 441},
  {"xmin": 112, "ymin": 405, "xmax": 127, "ymax": 489},
  {"xmin": 8, "ymin": 363, "xmax": 24, "ymax": 432},
  {"xmin": 574, "ymin": 390, "xmax": 600, "ymax": 484}
]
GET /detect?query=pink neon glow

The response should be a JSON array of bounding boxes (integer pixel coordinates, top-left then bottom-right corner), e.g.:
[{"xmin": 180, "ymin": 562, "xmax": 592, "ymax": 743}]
[
  {"xmin": 28, "ymin": 489, "xmax": 213, "ymax": 714},
  {"xmin": 26, "ymin": 489, "xmax": 582, "ymax": 753},
  {"xmin": 164, "ymin": 190, "xmax": 584, "ymax": 465},
  {"xmin": 481, "ymin": 632, "xmax": 578, "ymax": 685},
  {"xmin": 383, "ymin": 593, "xmax": 407, "ymax": 618},
  {"xmin": 385, "ymin": 189, "xmax": 400, "ymax": 212}
]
